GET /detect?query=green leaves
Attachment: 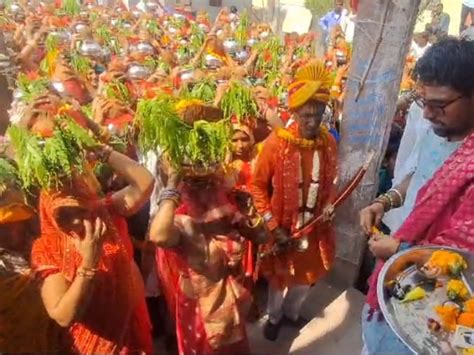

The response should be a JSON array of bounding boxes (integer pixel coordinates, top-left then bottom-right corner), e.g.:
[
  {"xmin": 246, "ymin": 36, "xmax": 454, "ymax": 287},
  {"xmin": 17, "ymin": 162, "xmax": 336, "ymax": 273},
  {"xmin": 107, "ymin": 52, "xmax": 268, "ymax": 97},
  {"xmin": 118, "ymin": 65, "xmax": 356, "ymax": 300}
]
[
  {"xmin": 220, "ymin": 81, "xmax": 258, "ymax": 122},
  {"xmin": 7, "ymin": 116, "xmax": 98, "ymax": 191},
  {"xmin": 96, "ymin": 25, "xmax": 122, "ymax": 55},
  {"xmin": 16, "ymin": 73, "xmax": 50, "ymax": 103},
  {"xmin": 189, "ymin": 23, "xmax": 206, "ymax": 54},
  {"xmin": 255, "ymin": 37, "xmax": 283, "ymax": 74},
  {"xmin": 69, "ymin": 51, "xmax": 93, "ymax": 76},
  {"xmin": 61, "ymin": 0, "xmax": 80, "ymax": 16},
  {"xmin": 235, "ymin": 10, "xmax": 250, "ymax": 47},
  {"xmin": 45, "ymin": 34, "xmax": 60, "ymax": 52},
  {"xmin": 135, "ymin": 96, "xmax": 231, "ymax": 168},
  {"xmin": 104, "ymin": 80, "xmax": 132, "ymax": 105},
  {"xmin": 0, "ymin": 157, "xmax": 19, "ymax": 187},
  {"xmin": 180, "ymin": 78, "xmax": 217, "ymax": 104}
]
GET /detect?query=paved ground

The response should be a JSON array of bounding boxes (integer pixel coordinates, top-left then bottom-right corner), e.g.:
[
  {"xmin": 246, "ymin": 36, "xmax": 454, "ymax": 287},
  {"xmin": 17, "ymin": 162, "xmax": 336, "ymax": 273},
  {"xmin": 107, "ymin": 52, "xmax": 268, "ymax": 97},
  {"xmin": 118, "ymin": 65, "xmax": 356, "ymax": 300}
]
[{"xmin": 248, "ymin": 280, "xmax": 365, "ymax": 355}]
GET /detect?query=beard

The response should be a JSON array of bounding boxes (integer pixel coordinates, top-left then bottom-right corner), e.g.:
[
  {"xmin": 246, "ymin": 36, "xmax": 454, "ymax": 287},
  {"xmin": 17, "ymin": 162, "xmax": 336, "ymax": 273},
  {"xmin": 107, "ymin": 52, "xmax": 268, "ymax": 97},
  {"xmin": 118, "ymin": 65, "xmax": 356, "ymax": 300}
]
[{"xmin": 431, "ymin": 122, "xmax": 470, "ymax": 140}]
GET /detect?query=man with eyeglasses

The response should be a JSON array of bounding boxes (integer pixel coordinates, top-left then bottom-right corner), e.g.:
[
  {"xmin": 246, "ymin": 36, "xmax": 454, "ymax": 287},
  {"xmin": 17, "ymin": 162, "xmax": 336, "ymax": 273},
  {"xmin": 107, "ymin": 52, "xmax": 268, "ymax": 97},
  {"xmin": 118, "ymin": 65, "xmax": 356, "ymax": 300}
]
[{"xmin": 359, "ymin": 38, "xmax": 474, "ymax": 354}]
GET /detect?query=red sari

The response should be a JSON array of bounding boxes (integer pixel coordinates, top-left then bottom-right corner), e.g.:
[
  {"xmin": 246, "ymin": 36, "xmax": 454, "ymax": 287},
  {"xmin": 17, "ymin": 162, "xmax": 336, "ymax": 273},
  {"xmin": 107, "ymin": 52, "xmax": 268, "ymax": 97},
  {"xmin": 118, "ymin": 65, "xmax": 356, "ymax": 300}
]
[
  {"xmin": 156, "ymin": 187, "xmax": 251, "ymax": 355},
  {"xmin": 367, "ymin": 133, "xmax": 474, "ymax": 311},
  {"xmin": 31, "ymin": 179, "xmax": 152, "ymax": 353}
]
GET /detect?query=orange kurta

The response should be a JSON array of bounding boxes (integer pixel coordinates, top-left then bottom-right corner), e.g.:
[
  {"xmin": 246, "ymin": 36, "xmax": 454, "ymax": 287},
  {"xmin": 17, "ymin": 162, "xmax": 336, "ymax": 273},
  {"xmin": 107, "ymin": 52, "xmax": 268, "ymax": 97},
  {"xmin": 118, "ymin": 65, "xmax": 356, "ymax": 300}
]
[{"xmin": 251, "ymin": 126, "xmax": 338, "ymax": 289}]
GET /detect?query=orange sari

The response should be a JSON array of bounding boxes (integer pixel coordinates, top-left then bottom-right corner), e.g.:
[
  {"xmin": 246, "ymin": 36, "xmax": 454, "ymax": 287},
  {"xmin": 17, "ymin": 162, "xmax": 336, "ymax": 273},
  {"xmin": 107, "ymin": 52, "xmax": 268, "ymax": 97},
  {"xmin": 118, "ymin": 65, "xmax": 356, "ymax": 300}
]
[{"xmin": 31, "ymin": 179, "xmax": 152, "ymax": 353}]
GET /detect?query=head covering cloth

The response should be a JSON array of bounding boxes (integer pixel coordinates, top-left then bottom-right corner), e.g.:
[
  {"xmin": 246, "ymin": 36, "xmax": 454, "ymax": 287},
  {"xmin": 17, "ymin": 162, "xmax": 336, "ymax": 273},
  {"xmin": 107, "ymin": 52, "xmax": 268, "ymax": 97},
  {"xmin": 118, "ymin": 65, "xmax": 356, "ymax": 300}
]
[{"xmin": 231, "ymin": 117, "xmax": 255, "ymax": 146}]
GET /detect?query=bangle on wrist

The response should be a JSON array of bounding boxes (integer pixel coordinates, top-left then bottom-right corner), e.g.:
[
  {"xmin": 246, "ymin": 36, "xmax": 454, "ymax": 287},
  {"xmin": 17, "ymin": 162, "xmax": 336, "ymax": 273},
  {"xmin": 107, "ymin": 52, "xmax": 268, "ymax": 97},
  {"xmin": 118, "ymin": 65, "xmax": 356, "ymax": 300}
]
[
  {"xmin": 158, "ymin": 188, "xmax": 181, "ymax": 207},
  {"xmin": 388, "ymin": 188, "xmax": 404, "ymax": 207},
  {"xmin": 76, "ymin": 267, "xmax": 98, "ymax": 280},
  {"xmin": 373, "ymin": 194, "xmax": 391, "ymax": 212}
]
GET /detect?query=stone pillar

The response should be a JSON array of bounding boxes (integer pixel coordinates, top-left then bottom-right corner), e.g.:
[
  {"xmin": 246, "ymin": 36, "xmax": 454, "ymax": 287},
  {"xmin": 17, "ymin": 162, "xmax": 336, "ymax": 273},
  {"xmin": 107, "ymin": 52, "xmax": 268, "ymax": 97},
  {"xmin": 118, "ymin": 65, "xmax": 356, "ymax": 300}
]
[{"xmin": 332, "ymin": 0, "xmax": 421, "ymax": 285}]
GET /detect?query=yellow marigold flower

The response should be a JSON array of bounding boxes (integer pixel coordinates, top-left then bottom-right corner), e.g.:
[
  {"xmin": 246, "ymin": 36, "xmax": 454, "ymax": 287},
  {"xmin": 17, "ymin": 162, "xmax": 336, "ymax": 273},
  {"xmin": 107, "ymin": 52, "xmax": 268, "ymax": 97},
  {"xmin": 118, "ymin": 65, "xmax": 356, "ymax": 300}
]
[{"xmin": 447, "ymin": 279, "xmax": 470, "ymax": 301}]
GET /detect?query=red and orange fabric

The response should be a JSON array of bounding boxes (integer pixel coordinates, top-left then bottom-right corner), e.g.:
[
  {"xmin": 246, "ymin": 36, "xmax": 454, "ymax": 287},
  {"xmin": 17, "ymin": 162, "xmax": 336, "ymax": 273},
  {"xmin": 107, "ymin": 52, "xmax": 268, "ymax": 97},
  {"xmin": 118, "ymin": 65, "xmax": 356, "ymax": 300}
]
[
  {"xmin": 31, "ymin": 177, "xmax": 152, "ymax": 353},
  {"xmin": 230, "ymin": 121, "xmax": 260, "ymax": 282},
  {"xmin": 156, "ymin": 187, "xmax": 251, "ymax": 354},
  {"xmin": 251, "ymin": 123, "xmax": 338, "ymax": 289},
  {"xmin": 231, "ymin": 120, "xmax": 256, "ymax": 193}
]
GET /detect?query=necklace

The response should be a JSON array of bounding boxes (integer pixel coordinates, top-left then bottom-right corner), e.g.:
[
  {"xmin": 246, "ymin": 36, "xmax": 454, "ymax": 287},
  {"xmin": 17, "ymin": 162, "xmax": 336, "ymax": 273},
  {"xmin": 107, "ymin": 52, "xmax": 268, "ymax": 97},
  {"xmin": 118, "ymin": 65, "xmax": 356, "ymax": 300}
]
[
  {"xmin": 277, "ymin": 125, "xmax": 328, "ymax": 229},
  {"xmin": 276, "ymin": 125, "xmax": 328, "ymax": 150}
]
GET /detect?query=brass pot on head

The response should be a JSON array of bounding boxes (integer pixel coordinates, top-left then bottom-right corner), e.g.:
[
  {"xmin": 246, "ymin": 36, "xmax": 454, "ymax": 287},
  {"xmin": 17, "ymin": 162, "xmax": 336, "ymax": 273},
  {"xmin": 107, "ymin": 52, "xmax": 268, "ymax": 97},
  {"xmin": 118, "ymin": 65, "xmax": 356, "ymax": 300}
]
[{"xmin": 204, "ymin": 54, "xmax": 223, "ymax": 70}]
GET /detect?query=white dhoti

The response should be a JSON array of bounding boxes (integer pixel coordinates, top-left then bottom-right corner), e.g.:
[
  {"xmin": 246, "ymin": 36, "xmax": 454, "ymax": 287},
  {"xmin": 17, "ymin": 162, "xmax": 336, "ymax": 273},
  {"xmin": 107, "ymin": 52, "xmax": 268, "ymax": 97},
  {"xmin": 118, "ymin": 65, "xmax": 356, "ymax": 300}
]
[{"xmin": 266, "ymin": 284, "xmax": 310, "ymax": 324}]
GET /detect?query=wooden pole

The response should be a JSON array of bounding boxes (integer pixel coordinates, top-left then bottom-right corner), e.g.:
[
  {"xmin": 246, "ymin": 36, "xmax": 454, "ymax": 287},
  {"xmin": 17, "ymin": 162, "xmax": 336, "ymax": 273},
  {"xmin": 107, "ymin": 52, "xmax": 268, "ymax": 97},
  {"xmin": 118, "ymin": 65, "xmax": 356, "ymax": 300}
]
[{"xmin": 332, "ymin": 0, "xmax": 421, "ymax": 285}]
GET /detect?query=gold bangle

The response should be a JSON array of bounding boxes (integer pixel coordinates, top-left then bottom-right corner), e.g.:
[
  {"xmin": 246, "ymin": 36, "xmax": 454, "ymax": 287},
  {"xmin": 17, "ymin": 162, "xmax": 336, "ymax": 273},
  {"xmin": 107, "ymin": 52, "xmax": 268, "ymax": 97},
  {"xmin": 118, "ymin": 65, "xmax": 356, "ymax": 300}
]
[
  {"xmin": 246, "ymin": 215, "xmax": 263, "ymax": 229},
  {"xmin": 374, "ymin": 195, "xmax": 391, "ymax": 212}
]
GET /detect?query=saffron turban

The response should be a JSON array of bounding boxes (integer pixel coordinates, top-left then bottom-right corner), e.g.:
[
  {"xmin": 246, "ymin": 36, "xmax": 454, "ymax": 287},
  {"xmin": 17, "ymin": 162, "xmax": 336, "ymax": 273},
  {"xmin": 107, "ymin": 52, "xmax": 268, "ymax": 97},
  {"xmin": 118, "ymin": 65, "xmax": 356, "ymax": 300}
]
[{"xmin": 288, "ymin": 61, "xmax": 334, "ymax": 110}]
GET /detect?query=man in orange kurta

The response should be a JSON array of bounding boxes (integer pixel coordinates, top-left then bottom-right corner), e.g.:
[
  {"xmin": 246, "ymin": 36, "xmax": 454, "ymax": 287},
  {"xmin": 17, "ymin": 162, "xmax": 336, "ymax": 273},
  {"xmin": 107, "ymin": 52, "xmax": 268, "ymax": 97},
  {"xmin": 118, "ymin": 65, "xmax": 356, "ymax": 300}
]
[{"xmin": 251, "ymin": 62, "xmax": 338, "ymax": 341}]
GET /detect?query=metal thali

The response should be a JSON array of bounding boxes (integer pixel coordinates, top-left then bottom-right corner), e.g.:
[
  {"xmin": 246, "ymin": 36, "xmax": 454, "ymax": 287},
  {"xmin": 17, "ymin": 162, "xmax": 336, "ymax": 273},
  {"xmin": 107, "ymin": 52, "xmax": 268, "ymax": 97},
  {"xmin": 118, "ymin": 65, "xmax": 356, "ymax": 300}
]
[{"xmin": 377, "ymin": 246, "xmax": 474, "ymax": 354}]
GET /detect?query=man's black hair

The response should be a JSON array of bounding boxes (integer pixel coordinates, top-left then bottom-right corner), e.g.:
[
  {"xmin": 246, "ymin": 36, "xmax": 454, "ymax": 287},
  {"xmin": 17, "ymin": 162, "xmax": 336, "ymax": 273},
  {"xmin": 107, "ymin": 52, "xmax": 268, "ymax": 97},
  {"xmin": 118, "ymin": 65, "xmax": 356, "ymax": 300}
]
[{"xmin": 414, "ymin": 37, "xmax": 474, "ymax": 96}]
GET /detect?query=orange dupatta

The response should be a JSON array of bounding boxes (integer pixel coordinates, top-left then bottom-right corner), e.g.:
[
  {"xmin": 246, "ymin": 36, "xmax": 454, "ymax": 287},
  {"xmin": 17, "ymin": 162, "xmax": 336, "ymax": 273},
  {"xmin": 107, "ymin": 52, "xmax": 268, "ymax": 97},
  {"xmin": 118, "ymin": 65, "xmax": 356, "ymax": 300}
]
[{"xmin": 31, "ymin": 178, "xmax": 151, "ymax": 353}]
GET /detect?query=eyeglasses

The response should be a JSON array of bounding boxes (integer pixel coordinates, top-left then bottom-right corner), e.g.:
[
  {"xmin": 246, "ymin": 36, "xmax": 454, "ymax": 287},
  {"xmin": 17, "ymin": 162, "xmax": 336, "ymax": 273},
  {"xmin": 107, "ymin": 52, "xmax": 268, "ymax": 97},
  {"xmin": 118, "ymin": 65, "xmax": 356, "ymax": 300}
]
[{"xmin": 414, "ymin": 95, "xmax": 464, "ymax": 115}]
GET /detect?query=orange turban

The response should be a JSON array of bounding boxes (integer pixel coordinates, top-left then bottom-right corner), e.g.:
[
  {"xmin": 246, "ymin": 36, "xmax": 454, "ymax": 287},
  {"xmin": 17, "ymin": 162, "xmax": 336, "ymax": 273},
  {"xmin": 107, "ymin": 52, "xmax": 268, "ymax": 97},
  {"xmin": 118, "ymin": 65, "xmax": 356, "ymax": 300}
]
[{"xmin": 288, "ymin": 61, "xmax": 333, "ymax": 110}]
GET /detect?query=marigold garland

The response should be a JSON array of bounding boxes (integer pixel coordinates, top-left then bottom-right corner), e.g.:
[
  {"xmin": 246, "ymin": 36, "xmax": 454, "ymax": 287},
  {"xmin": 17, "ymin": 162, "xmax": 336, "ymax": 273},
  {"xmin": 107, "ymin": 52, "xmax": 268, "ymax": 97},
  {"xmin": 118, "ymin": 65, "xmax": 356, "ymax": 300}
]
[{"xmin": 276, "ymin": 125, "xmax": 328, "ymax": 149}]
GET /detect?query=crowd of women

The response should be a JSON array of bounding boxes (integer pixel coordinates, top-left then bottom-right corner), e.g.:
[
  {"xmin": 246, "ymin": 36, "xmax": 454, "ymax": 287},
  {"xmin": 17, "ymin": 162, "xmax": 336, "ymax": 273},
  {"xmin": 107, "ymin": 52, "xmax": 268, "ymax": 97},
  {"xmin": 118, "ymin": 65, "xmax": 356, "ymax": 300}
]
[
  {"xmin": 3, "ymin": 0, "xmax": 473, "ymax": 354},
  {"xmin": 0, "ymin": 1, "xmax": 352, "ymax": 353}
]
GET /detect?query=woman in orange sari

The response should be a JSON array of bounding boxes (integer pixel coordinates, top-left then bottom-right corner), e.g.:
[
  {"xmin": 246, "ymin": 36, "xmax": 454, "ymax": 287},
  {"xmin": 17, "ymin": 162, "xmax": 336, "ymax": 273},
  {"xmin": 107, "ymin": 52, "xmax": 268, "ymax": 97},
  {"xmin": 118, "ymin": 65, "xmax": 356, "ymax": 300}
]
[
  {"xmin": 230, "ymin": 120, "xmax": 258, "ymax": 193},
  {"xmin": 31, "ymin": 144, "xmax": 154, "ymax": 353},
  {"xmin": 229, "ymin": 120, "xmax": 262, "ymax": 288}
]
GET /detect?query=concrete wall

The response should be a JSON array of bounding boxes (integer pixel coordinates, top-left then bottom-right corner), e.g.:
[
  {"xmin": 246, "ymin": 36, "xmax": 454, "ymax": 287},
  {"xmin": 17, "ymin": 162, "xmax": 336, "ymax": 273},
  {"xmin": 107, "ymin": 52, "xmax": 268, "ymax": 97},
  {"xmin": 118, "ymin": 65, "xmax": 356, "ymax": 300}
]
[
  {"xmin": 164, "ymin": 0, "xmax": 252, "ymax": 19},
  {"xmin": 164, "ymin": 0, "xmax": 308, "ymax": 23}
]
